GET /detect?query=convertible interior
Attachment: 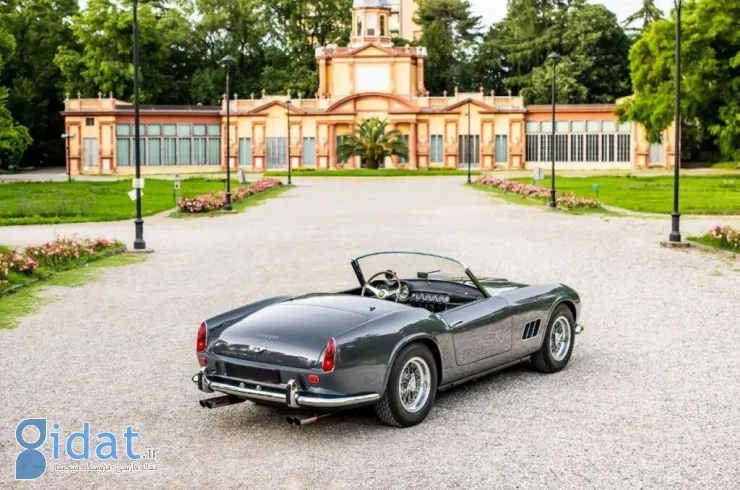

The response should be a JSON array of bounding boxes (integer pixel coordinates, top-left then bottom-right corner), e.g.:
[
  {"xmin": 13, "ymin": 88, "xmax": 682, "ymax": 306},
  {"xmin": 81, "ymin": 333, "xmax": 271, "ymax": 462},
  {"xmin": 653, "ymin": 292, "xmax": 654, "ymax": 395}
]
[{"xmin": 343, "ymin": 269, "xmax": 486, "ymax": 313}]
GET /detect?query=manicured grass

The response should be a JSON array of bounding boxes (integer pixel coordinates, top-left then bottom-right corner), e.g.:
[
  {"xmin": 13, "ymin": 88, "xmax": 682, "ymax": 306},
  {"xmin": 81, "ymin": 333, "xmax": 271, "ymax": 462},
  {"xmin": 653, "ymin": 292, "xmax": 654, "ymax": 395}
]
[
  {"xmin": 168, "ymin": 184, "xmax": 293, "ymax": 218},
  {"xmin": 471, "ymin": 184, "xmax": 619, "ymax": 216},
  {"xmin": 710, "ymin": 162, "xmax": 740, "ymax": 170},
  {"xmin": 510, "ymin": 174, "xmax": 740, "ymax": 214},
  {"xmin": 265, "ymin": 168, "xmax": 483, "ymax": 177},
  {"xmin": 0, "ymin": 177, "xmax": 242, "ymax": 226},
  {"xmin": 0, "ymin": 253, "xmax": 146, "ymax": 329}
]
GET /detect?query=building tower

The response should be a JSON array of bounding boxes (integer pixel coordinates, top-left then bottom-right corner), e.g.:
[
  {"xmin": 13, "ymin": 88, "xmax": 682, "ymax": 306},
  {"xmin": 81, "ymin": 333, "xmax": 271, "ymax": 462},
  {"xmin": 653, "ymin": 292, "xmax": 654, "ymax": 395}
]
[{"xmin": 351, "ymin": 0, "xmax": 394, "ymax": 48}]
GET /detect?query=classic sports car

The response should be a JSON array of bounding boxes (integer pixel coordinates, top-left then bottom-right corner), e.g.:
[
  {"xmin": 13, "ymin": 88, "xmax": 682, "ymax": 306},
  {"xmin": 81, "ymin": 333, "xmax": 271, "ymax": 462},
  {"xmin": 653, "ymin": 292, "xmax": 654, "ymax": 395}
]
[{"xmin": 193, "ymin": 251, "xmax": 583, "ymax": 428}]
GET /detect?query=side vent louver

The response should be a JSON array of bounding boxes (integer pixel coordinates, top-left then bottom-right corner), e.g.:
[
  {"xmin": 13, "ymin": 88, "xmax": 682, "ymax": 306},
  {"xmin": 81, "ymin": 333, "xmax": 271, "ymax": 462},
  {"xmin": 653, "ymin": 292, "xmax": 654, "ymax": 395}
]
[{"xmin": 522, "ymin": 319, "xmax": 542, "ymax": 340}]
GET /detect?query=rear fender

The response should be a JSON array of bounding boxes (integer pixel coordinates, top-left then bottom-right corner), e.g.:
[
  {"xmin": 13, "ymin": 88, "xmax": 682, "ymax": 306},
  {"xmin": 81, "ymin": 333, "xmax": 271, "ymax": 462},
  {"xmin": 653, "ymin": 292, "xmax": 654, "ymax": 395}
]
[{"xmin": 382, "ymin": 332, "xmax": 444, "ymax": 391}]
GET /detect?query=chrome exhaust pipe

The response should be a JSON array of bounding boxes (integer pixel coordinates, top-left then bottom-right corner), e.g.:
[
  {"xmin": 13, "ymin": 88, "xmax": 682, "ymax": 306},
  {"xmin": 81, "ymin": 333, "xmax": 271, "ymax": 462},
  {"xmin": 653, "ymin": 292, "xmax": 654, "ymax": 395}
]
[
  {"xmin": 286, "ymin": 413, "xmax": 332, "ymax": 426},
  {"xmin": 199, "ymin": 395, "xmax": 245, "ymax": 409},
  {"xmin": 575, "ymin": 323, "xmax": 584, "ymax": 334}
]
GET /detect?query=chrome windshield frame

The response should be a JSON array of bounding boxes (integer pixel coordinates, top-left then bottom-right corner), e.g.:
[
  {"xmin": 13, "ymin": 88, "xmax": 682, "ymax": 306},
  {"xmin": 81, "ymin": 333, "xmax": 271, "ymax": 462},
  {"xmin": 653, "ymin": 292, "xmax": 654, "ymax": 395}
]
[{"xmin": 350, "ymin": 250, "xmax": 490, "ymax": 298}]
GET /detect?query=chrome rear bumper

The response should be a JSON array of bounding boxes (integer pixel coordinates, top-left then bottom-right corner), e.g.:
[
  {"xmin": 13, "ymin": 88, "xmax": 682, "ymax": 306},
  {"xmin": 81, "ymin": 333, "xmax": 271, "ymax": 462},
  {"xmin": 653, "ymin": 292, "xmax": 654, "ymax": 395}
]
[{"xmin": 192, "ymin": 369, "xmax": 380, "ymax": 409}]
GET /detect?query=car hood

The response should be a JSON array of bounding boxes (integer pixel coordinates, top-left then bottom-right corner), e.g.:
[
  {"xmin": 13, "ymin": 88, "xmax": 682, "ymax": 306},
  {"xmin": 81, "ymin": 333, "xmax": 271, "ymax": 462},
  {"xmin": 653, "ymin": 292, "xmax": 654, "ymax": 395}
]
[{"xmin": 211, "ymin": 294, "xmax": 405, "ymax": 368}]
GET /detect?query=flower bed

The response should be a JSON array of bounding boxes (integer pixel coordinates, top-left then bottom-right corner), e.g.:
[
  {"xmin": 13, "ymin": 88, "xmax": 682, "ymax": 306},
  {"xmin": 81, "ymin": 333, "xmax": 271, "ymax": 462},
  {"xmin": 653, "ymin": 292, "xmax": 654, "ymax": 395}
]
[
  {"xmin": 1, "ymin": 236, "xmax": 125, "ymax": 292},
  {"xmin": 476, "ymin": 175, "xmax": 601, "ymax": 208},
  {"xmin": 701, "ymin": 225, "xmax": 740, "ymax": 252},
  {"xmin": 177, "ymin": 178, "xmax": 284, "ymax": 213}
]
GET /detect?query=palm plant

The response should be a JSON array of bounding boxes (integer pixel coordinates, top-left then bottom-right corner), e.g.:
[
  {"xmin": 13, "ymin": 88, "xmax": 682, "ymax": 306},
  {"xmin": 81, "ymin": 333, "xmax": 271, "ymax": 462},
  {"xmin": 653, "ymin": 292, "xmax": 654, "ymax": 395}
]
[{"xmin": 336, "ymin": 118, "xmax": 410, "ymax": 169}]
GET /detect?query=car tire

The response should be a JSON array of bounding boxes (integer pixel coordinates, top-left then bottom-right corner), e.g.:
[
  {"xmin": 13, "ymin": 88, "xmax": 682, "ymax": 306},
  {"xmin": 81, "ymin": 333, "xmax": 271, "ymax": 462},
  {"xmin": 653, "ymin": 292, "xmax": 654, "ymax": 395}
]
[
  {"xmin": 532, "ymin": 304, "xmax": 576, "ymax": 374},
  {"xmin": 374, "ymin": 342, "xmax": 438, "ymax": 428}
]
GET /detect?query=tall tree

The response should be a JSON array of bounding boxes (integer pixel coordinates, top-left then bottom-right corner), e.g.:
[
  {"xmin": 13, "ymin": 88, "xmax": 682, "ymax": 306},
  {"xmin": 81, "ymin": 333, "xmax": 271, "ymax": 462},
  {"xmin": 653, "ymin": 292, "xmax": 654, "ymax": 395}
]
[
  {"xmin": 185, "ymin": 0, "xmax": 270, "ymax": 104},
  {"xmin": 0, "ymin": 24, "xmax": 32, "ymax": 170},
  {"xmin": 259, "ymin": 0, "xmax": 352, "ymax": 96},
  {"xmin": 491, "ymin": 0, "xmax": 577, "ymax": 92},
  {"xmin": 414, "ymin": 0, "xmax": 482, "ymax": 94},
  {"xmin": 623, "ymin": 0, "xmax": 664, "ymax": 32},
  {"xmin": 0, "ymin": 0, "xmax": 77, "ymax": 166},
  {"xmin": 525, "ymin": 4, "xmax": 631, "ymax": 104},
  {"xmin": 55, "ymin": 0, "xmax": 195, "ymax": 104},
  {"xmin": 616, "ymin": 0, "xmax": 740, "ymax": 161}
]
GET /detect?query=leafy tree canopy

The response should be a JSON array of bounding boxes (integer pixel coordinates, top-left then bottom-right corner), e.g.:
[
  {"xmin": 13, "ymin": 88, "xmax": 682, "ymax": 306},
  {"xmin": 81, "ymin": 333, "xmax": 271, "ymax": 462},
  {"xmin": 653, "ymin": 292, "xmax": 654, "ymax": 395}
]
[{"xmin": 616, "ymin": 0, "xmax": 740, "ymax": 160}]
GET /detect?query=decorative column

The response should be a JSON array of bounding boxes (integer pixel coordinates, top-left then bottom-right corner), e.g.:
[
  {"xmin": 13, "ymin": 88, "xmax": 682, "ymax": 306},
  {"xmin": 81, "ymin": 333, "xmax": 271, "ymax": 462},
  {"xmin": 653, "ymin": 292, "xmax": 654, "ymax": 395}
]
[
  {"xmin": 417, "ymin": 59, "xmax": 425, "ymax": 95},
  {"xmin": 319, "ymin": 59, "xmax": 327, "ymax": 98},
  {"xmin": 328, "ymin": 124, "xmax": 336, "ymax": 169},
  {"xmin": 409, "ymin": 123, "xmax": 418, "ymax": 169}
]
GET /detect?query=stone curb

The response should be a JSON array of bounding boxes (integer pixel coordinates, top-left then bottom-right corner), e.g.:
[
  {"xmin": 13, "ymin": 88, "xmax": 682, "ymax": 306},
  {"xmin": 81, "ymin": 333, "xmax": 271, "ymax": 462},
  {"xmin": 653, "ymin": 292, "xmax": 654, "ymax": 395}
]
[{"xmin": 660, "ymin": 240, "xmax": 738, "ymax": 260}]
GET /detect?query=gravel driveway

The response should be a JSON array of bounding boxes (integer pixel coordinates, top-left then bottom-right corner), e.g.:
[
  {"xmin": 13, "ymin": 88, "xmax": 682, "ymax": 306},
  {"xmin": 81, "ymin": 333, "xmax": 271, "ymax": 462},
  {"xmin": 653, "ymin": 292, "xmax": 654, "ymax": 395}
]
[{"xmin": 1, "ymin": 177, "xmax": 739, "ymax": 489}]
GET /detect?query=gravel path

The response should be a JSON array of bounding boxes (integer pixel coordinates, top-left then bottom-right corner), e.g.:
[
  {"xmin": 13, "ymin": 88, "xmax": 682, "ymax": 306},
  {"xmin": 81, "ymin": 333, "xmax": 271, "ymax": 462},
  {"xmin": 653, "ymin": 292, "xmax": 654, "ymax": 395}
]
[{"xmin": 1, "ymin": 177, "xmax": 739, "ymax": 489}]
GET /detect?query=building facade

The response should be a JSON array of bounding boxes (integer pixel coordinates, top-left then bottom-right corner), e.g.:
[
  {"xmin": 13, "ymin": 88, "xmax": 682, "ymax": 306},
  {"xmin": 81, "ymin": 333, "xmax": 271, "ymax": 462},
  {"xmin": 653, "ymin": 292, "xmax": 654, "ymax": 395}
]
[
  {"xmin": 387, "ymin": 0, "xmax": 421, "ymax": 41},
  {"xmin": 61, "ymin": 0, "xmax": 677, "ymax": 176}
]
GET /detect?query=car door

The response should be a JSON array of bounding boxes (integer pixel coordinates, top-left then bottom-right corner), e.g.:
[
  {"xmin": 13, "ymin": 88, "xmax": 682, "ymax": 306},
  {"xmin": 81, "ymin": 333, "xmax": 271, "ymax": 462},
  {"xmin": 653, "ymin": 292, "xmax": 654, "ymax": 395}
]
[{"xmin": 439, "ymin": 296, "xmax": 512, "ymax": 366}]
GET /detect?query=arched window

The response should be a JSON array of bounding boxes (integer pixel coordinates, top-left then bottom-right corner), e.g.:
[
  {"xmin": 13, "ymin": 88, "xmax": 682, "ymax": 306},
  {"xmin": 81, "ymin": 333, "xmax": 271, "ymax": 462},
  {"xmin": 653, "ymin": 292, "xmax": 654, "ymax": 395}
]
[{"xmin": 380, "ymin": 15, "xmax": 386, "ymax": 36}]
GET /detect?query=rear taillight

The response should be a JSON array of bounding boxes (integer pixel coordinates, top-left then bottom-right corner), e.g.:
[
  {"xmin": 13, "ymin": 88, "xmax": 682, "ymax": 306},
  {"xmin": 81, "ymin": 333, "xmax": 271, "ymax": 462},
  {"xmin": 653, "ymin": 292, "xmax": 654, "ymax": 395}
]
[
  {"xmin": 322, "ymin": 338, "xmax": 336, "ymax": 372},
  {"xmin": 197, "ymin": 322, "xmax": 207, "ymax": 365}
]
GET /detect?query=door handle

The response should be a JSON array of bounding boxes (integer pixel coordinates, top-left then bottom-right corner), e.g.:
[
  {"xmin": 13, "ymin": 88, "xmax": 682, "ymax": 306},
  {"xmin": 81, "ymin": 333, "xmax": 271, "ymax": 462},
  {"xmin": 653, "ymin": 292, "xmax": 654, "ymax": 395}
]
[{"xmin": 451, "ymin": 320, "xmax": 464, "ymax": 327}]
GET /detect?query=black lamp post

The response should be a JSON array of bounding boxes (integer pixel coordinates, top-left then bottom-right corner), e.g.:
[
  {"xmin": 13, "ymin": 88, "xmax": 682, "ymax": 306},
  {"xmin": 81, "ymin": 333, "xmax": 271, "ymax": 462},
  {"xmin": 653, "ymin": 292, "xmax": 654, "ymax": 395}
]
[
  {"xmin": 466, "ymin": 98, "xmax": 472, "ymax": 184},
  {"xmin": 548, "ymin": 52, "xmax": 561, "ymax": 208},
  {"xmin": 286, "ymin": 100, "xmax": 292, "ymax": 185},
  {"xmin": 221, "ymin": 55, "xmax": 234, "ymax": 211},
  {"xmin": 669, "ymin": 0, "xmax": 682, "ymax": 242},
  {"xmin": 132, "ymin": 0, "xmax": 146, "ymax": 250},
  {"xmin": 61, "ymin": 132, "xmax": 75, "ymax": 182}
]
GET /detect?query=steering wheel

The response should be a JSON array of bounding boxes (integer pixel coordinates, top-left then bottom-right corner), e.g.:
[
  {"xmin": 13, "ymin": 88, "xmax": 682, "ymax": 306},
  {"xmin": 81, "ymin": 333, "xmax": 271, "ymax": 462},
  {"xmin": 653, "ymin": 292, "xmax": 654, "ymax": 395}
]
[{"xmin": 361, "ymin": 270, "xmax": 402, "ymax": 302}]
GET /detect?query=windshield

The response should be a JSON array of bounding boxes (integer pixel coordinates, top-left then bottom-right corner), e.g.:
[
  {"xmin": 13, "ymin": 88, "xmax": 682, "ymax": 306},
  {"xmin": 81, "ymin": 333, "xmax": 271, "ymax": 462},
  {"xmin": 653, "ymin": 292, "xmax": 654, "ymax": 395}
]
[{"xmin": 354, "ymin": 251, "xmax": 472, "ymax": 283}]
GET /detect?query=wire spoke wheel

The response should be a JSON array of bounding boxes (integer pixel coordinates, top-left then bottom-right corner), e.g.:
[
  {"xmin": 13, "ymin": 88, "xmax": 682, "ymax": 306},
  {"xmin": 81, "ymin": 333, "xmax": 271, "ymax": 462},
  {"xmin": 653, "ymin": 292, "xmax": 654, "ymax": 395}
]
[
  {"xmin": 549, "ymin": 316, "xmax": 572, "ymax": 362},
  {"xmin": 397, "ymin": 357, "xmax": 431, "ymax": 413}
]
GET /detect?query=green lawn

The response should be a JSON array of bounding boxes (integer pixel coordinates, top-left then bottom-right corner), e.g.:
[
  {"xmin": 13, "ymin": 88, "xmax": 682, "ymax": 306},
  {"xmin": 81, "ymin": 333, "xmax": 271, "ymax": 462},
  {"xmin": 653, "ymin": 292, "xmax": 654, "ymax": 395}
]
[
  {"xmin": 0, "ymin": 253, "xmax": 146, "ymax": 329},
  {"xmin": 510, "ymin": 174, "xmax": 740, "ymax": 214},
  {"xmin": 265, "ymin": 168, "xmax": 482, "ymax": 177},
  {"xmin": 0, "ymin": 177, "xmax": 242, "ymax": 226}
]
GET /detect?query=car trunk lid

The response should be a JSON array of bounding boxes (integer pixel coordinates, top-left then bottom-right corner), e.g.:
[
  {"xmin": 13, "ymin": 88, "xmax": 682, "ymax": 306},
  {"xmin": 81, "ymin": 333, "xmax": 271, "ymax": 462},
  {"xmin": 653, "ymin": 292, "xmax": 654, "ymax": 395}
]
[{"xmin": 211, "ymin": 298, "xmax": 371, "ymax": 369}]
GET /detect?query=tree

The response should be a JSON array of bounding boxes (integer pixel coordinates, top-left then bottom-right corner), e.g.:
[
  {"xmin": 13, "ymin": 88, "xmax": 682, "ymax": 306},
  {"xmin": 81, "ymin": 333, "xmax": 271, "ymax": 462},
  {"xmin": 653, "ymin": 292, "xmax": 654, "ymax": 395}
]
[
  {"xmin": 623, "ymin": 0, "xmax": 664, "ymax": 32},
  {"xmin": 55, "ymin": 0, "xmax": 195, "ymax": 104},
  {"xmin": 1, "ymin": 0, "xmax": 79, "ymax": 166},
  {"xmin": 491, "ymin": 1, "xmax": 631, "ymax": 104},
  {"xmin": 0, "ymin": 22, "xmax": 32, "ymax": 170},
  {"xmin": 336, "ymin": 118, "xmax": 409, "ymax": 169},
  {"xmin": 616, "ymin": 0, "xmax": 740, "ymax": 161},
  {"xmin": 414, "ymin": 0, "xmax": 482, "ymax": 94},
  {"xmin": 489, "ymin": 0, "xmax": 575, "ymax": 92}
]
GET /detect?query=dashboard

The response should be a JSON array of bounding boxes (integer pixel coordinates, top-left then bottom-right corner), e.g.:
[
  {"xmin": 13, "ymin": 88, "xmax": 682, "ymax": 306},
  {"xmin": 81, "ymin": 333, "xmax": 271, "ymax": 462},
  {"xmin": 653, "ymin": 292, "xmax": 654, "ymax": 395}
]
[{"xmin": 370, "ymin": 279, "xmax": 484, "ymax": 312}]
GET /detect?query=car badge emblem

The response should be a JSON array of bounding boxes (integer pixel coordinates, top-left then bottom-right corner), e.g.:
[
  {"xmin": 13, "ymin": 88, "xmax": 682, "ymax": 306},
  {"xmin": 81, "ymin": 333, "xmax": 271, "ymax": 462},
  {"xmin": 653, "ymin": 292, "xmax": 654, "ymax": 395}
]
[
  {"xmin": 248, "ymin": 345, "xmax": 266, "ymax": 353},
  {"xmin": 378, "ymin": 290, "xmax": 385, "ymax": 297}
]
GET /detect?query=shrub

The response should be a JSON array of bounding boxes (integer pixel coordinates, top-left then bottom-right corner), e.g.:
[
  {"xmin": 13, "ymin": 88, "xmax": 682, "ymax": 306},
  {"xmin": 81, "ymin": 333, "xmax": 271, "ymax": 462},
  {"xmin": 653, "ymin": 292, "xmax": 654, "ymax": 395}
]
[
  {"xmin": 476, "ymin": 175, "xmax": 601, "ymax": 208},
  {"xmin": 177, "ymin": 178, "xmax": 283, "ymax": 213}
]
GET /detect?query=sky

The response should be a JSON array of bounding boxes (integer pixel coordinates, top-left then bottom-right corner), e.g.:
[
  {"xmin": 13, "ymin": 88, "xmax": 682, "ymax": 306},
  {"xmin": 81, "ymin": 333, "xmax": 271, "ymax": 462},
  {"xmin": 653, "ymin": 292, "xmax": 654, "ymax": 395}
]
[{"xmin": 470, "ymin": 0, "xmax": 677, "ymax": 25}]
